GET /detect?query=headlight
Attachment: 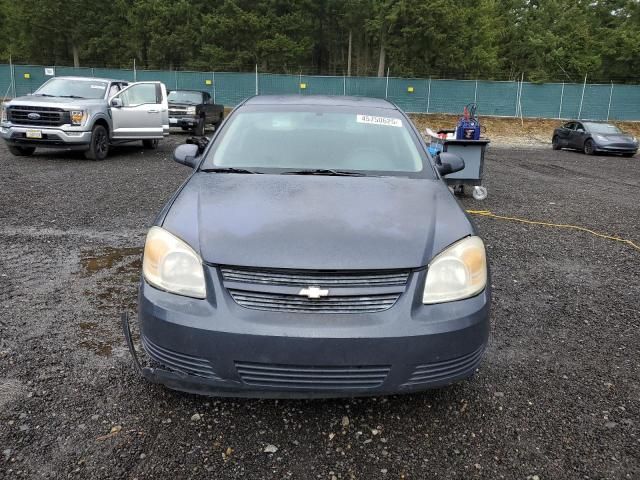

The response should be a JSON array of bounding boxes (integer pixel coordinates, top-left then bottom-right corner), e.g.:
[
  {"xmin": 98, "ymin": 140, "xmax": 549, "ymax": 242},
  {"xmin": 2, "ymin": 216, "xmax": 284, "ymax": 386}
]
[
  {"xmin": 186, "ymin": 106, "xmax": 196, "ymax": 115},
  {"xmin": 70, "ymin": 110, "xmax": 86, "ymax": 125},
  {"xmin": 423, "ymin": 236, "xmax": 487, "ymax": 304},
  {"xmin": 632, "ymin": 136, "xmax": 638, "ymax": 143},
  {"xmin": 594, "ymin": 134, "xmax": 607, "ymax": 142},
  {"xmin": 142, "ymin": 226, "xmax": 206, "ymax": 298},
  {"xmin": 1, "ymin": 105, "xmax": 6, "ymax": 122}
]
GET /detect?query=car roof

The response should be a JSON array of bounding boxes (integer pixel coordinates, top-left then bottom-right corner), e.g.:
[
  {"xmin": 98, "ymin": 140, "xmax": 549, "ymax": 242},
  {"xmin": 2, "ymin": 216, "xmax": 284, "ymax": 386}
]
[
  {"xmin": 170, "ymin": 89, "xmax": 205, "ymax": 93},
  {"xmin": 53, "ymin": 76, "xmax": 125, "ymax": 83},
  {"xmin": 244, "ymin": 95, "xmax": 398, "ymax": 110}
]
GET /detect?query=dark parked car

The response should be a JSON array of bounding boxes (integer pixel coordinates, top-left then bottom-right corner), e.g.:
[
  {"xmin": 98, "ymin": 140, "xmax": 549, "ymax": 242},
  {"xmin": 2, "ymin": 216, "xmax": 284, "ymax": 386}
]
[
  {"xmin": 552, "ymin": 120, "xmax": 638, "ymax": 156},
  {"xmin": 124, "ymin": 95, "xmax": 490, "ymax": 398},
  {"xmin": 168, "ymin": 90, "xmax": 224, "ymax": 136}
]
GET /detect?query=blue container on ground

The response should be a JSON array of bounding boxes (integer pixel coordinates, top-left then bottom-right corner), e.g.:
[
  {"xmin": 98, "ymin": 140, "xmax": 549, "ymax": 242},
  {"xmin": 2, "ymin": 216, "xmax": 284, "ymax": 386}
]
[{"xmin": 456, "ymin": 119, "xmax": 480, "ymax": 140}]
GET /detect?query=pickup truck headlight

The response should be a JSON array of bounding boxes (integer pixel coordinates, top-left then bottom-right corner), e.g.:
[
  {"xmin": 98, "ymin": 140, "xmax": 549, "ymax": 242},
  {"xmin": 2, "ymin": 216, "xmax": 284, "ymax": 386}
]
[
  {"xmin": 70, "ymin": 110, "xmax": 86, "ymax": 126},
  {"xmin": 142, "ymin": 226, "xmax": 206, "ymax": 299},
  {"xmin": 186, "ymin": 106, "xmax": 196, "ymax": 115},
  {"xmin": 423, "ymin": 236, "xmax": 487, "ymax": 304}
]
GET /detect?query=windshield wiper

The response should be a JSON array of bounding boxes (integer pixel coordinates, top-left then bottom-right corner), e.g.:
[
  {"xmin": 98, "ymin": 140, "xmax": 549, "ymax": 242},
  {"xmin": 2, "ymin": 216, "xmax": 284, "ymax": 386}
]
[
  {"xmin": 282, "ymin": 168, "xmax": 369, "ymax": 176},
  {"xmin": 57, "ymin": 95, "xmax": 85, "ymax": 99},
  {"xmin": 33, "ymin": 93, "xmax": 55, "ymax": 97},
  {"xmin": 201, "ymin": 167, "xmax": 261, "ymax": 174}
]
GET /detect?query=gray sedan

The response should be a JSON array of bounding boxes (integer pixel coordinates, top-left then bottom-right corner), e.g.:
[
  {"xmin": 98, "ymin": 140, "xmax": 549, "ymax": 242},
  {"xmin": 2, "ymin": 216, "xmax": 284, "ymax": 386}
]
[{"xmin": 552, "ymin": 121, "xmax": 638, "ymax": 156}]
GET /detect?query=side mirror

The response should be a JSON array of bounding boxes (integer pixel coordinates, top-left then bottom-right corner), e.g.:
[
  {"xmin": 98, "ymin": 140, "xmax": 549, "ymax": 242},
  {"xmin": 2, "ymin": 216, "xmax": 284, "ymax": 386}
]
[
  {"xmin": 110, "ymin": 97, "xmax": 123, "ymax": 108},
  {"xmin": 173, "ymin": 143, "xmax": 200, "ymax": 168},
  {"xmin": 436, "ymin": 152, "xmax": 465, "ymax": 176}
]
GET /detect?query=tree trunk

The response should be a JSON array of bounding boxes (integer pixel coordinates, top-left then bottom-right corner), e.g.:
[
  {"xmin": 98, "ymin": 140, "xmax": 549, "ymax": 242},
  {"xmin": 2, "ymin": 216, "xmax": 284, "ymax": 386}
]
[
  {"xmin": 347, "ymin": 30, "xmax": 352, "ymax": 76},
  {"xmin": 72, "ymin": 44, "xmax": 80, "ymax": 68},
  {"xmin": 377, "ymin": 34, "xmax": 386, "ymax": 77}
]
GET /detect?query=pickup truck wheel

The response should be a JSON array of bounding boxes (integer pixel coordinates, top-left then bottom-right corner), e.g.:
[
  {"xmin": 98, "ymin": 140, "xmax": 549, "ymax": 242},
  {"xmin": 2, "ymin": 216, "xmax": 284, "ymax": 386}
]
[
  {"xmin": 84, "ymin": 124, "xmax": 109, "ymax": 161},
  {"xmin": 142, "ymin": 139, "xmax": 159, "ymax": 149},
  {"xmin": 8, "ymin": 145, "xmax": 36, "ymax": 156},
  {"xmin": 194, "ymin": 116, "xmax": 205, "ymax": 136}
]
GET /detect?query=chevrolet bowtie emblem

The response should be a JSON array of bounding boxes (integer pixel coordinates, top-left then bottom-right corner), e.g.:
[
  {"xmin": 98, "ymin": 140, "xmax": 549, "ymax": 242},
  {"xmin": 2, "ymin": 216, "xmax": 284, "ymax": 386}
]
[{"xmin": 298, "ymin": 286, "xmax": 329, "ymax": 299}]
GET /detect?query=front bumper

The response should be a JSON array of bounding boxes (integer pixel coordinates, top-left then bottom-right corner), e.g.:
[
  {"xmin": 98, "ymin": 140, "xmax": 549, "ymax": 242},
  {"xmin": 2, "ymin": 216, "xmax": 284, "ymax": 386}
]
[
  {"xmin": 1, "ymin": 125, "xmax": 91, "ymax": 149},
  {"xmin": 133, "ymin": 267, "xmax": 491, "ymax": 398},
  {"xmin": 593, "ymin": 142, "xmax": 638, "ymax": 154},
  {"xmin": 169, "ymin": 116, "xmax": 198, "ymax": 128}
]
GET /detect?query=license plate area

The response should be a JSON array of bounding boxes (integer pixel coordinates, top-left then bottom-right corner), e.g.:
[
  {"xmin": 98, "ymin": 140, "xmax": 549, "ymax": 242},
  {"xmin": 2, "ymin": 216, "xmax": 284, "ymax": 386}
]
[{"xmin": 26, "ymin": 129, "xmax": 42, "ymax": 139}]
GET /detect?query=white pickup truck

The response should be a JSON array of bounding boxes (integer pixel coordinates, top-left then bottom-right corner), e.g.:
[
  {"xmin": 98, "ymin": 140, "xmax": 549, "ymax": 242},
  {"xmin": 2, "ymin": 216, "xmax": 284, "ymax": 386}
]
[{"xmin": 0, "ymin": 76, "xmax": 169, "ymax": 160}]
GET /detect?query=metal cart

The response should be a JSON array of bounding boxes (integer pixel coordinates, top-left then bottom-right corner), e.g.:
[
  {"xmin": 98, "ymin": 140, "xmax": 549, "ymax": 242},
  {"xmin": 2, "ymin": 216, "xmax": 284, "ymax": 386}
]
[{"xmin": 440, "ymin": 138, "xmax": 490, "ymax": 200}]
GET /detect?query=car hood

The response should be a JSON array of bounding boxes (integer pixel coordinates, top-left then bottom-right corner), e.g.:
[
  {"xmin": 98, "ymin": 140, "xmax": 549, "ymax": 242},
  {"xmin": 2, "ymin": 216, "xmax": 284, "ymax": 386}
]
[
  {"xmin": 161, "ymin": 173, "xmax": 475, "ymax": 270},
  {"xmin": 8, "ymin": 96, "xmax": 105, "ymax": 109},
  {"xmin": 595, "ymin": 134, "xmax": 637, "ymax": 143}
]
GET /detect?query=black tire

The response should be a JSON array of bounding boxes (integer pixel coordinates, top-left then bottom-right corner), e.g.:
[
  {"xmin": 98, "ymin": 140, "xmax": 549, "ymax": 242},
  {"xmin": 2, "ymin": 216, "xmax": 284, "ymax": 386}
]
[
  {"xmin": 194, "ymin": 116, "xmax": 205, "ymax": 136},
  {"xmin": 583, "ymin": 139, "xmax": 595, "ymax": 155},
  {"xmin": 8, "ymin": 145, "xmax": 35, "ymax": 156},
  {"xmin": 551, "ymin": 136, "xmax": 561, "ymax": 150},
  {"xmin": 84, "ymin": 124, "xmax": 109, "ymax": 160},
  {"xmin": 181, "ymin": 126, "xmax": 190, "ymax": 131},
  {"xmin": 142, "ymin": 139, "xmax": 159, "ymax": 149}
]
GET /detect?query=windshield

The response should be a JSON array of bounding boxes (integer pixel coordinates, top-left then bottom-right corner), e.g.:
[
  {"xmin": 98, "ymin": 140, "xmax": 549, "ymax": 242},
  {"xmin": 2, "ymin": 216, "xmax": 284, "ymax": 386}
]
[
  {"xmin": 168, "ymin": 91, "xmax": 203, "ymax": 104},
  {"xmin": 203, "ymin": 106, "xmax": 430, "ymax": 177},
  {"xmin": 585, "ymin": 123, "xmax": 622, "ymax": 134},
  {"xmin": 35, "ymin": 78, "xmax": 108, "ymax": 99}
]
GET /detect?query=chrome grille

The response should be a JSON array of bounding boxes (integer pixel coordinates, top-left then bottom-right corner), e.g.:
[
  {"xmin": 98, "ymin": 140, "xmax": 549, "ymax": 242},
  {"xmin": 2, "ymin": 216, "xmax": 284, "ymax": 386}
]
[
  {"xmin": 142, "ymin": 336, "xmax": 220, "ymax": 380},
  {"xmin": 228, "ymin": 289, "xmax": 400, "ymax": 313},
  {"xmin": 7, "ymin": 105, "xmax": 69, "ymax": 126},
  {"xmin": 221, "ymin": 266, "xmax": 409, "ymax": 287},
  {"xmin": 235, "ymin": 361, "xmax": 390, "ymax": 390}
]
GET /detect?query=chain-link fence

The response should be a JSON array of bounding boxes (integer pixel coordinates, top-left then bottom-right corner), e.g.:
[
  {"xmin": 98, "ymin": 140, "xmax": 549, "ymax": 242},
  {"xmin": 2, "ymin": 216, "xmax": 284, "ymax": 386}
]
[{"xmin": 2, "ymin": 63, "xmax": 639, "ymax": 121}]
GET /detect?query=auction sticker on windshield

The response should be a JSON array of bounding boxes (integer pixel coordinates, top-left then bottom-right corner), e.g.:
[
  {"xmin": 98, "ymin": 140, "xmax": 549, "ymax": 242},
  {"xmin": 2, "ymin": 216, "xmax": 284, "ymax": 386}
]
[{"xmin": 357, "ymin": 114, "xmax": 402, "ymax": 127}]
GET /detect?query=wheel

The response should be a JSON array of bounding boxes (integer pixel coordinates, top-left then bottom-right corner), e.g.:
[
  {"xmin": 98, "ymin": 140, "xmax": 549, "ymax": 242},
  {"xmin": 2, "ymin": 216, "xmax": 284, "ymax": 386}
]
[
  {"xmin": 84, "ymin": 124, "xmax": 109, "ymax": 160},
  {"xmin": 8, "ymin": 145, "xmax": 35, "ymax": 156},
  {"xmin": 194, "ymin": 116, "xmax": 205, "ymax": 136},
  {"xmin": 551, "ymin": 136, "xmax": 561, "ymax": 150},
  {"xmin": 181, "ymin": 126, "xmax": 190, "ymax": 131},
  {"xmin": 142, "ymin": 139, "xmax": 159, "ymax": 149},
  {"xmin": 472, "ymin": 186, "xmax": 488, "ymax": 200},
  {"xmin": 583, "ymin": 139, "xmax": 595, "ymax": 155}
]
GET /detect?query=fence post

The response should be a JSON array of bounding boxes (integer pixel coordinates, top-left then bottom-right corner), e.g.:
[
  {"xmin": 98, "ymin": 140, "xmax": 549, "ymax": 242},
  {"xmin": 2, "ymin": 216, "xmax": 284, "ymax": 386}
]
[
  {"xmin": 174, "ymin": 70, "xmax": 178, "ymax": 89},
  {"xmin": 91, "ymin": 67, "xmax": 94, "ymax": 77},
  {"xmin": 578, "ymin": 74, "xmax": 587, "ymax": 119},
  {"xmin": 558, "ymin": 82, "xmax": 564, "ymax": 119},
  {"xmin": 212, "ymin": 72, "xmax": 216, "ymax": 104},
  {"xmin": 426, "ymin": 77, "xmax": 431, "ymax": 113},
  {"xmin": 384, "ymin": 67, "xmax": 389, "ymax": 99},
  {"xmin": 606, "ymin": 82, "xmax": 613, "ymax": 121},
  {"xmin": 474, "ymin": 79, "xmax": 478, "ymax": 103},
  {"xmin": 255, "ymin": 64, "xmax": 259, "ymax": 95},
  {"xmin": 133, "ymin": 58, "xmax": 137, "ymax": 82},
  {"xmin": 343, "ymin": 75, "xmax": 346, "ymax": 96},
  {"xmin": 514, "ymin": 78, "xmax": 519, "ymax": 117}
]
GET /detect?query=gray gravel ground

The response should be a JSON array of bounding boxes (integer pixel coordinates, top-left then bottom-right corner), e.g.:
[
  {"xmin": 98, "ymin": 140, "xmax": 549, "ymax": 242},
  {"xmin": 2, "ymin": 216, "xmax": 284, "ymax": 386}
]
[{"xmin": 0, "ymin": 132, "xmax": 639, "ymax": 479}]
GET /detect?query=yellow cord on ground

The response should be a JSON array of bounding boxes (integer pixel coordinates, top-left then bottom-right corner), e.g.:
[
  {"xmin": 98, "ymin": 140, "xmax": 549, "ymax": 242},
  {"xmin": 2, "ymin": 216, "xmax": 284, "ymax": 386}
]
[{"xmin": 466, "ymin": 209, "xmax": 640, "ymax": 252}]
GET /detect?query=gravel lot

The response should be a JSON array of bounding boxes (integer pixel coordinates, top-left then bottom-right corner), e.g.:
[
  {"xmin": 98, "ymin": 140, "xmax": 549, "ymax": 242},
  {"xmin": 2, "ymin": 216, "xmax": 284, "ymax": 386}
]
[{"xmin": 0, "ymin": 132, "xmax": 638, "ymax": 479}]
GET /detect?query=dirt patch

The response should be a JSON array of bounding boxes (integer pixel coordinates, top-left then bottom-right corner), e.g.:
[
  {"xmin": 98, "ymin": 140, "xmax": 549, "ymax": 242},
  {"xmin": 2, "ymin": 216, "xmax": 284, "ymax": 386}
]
[{"xmin": 409, "ymin": 113, "xmax": 640, "ymax": 147}]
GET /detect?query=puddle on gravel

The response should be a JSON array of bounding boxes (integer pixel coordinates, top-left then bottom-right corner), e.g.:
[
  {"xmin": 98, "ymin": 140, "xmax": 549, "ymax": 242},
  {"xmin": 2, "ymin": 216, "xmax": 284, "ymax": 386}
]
[{"xmin": 81, "ymin": 247, "xmax": 143, "ymax": 275}]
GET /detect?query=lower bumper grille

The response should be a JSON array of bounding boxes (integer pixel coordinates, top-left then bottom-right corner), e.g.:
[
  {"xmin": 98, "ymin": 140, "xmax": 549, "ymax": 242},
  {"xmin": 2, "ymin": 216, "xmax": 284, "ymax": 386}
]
[
  {"xmin": 235, "ymin": 361, "xmax": 390, "ymax": 390},
  {"xmin": 142, "ymin": 336, "xmax": 220, "ymax": 380},
  {"xmin": 402, "ymin": 346, "xmax": 485, "ymax": 386},
  {"xmin": 229, "ymin": 289, "xmax": 400, "ymax": 313}
]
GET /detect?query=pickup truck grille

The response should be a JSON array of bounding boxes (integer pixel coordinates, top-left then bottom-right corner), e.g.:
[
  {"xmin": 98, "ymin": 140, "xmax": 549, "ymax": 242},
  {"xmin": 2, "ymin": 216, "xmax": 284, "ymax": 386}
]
[
  {"xmin": 221, "ymin": 266, "xmax": 410, "ymax": 314},
  {"xmin": 7, "ymin": 106, "xmax": 69, "ymax": 127}
]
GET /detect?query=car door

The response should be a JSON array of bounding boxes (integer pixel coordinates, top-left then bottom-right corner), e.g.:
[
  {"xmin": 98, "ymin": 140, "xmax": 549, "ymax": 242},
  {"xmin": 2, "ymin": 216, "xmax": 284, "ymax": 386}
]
[
  {"xmin": 572, "ymin": 122, "xmax": 589, "ymax": 149},
  {"xmin": 109, "ymin": 82, "xmax": 167, "ymax": 139},
  {"xmin": 557, "ymin": 122, "xmax": 574, "ymax": 147}
]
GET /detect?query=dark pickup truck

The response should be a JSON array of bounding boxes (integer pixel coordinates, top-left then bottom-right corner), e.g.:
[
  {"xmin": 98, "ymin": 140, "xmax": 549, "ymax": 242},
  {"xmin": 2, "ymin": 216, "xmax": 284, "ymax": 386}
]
[{"xmin": 168, "ymin": 90, "xmax": 224, "ymax": 136}]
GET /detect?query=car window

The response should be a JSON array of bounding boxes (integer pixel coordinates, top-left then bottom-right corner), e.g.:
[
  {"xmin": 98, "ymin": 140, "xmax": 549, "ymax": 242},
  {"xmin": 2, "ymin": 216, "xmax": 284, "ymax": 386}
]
[
  {"xmin": 168, "ymin": 91, "xmax": 203, "ymax": 104},
  {"xmin": 563, "ymin": 122, "xmax": 575, "ymax": 130},
  {"xmin": 204, "ymin": 106, "xmax": 431, "ymax": 177},
  {"xmin": 583, "ymin": 123, "xmax": 622, "ymax": 134},
  {"xmin": 34, "ymin": 78, "xmax": 108, "ymax": 99},
  {"xmin": 575, "ymin": 123, "xmax": 585, "ymax": 132},
  {"xmin": 119, "ymin": 84, "xmax": 158, "ymax": 107},
  {"xmin": 108, "ymin": 83, "xmax": 120, "ymax": 98}
]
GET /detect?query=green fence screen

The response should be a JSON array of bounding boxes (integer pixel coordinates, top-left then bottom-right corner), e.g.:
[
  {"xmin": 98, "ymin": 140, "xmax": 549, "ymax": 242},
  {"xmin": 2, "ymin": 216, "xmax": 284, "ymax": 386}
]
[{"xmin": 1, "ymin": 64, "xmax": 638, "ymax": 121}]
